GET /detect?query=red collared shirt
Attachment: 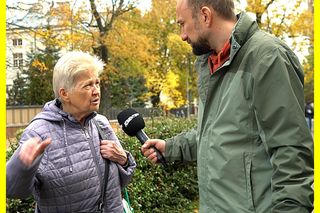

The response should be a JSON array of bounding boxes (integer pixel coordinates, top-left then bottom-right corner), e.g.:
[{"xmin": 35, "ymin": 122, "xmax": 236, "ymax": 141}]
[{"xmin": 208, "ymin": 40, "xmax": 231, "ymax": 74}]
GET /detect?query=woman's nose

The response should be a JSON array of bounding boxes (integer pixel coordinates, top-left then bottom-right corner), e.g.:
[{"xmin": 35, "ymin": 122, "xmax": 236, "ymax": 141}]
[{"xmin": 92, "ymin": 84, "xmax": 100, "ymax": 94}]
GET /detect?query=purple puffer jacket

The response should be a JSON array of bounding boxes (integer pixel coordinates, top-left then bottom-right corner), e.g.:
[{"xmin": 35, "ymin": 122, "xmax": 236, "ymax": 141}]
[{"xmin": 6, "ymin": 99, "xmax": 136, "ymax": 213}]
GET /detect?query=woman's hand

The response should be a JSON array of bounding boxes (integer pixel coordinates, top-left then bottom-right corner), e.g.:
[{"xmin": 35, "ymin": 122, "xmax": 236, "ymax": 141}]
[
  {"xmin": 100, "ymin": 140, "xmax": 127, "ymax": 166},
  {"xmin": 19, "ymin": 137, "xmax": 52, "ymax": 166}
]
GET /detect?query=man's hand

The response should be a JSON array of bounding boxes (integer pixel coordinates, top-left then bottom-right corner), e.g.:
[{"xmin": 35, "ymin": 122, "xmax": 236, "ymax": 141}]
[
  {"xmin": 141, "ymin": 139, "xmax": 166, "ymax": 164},
  {"xmin": 100, "ymin": 140, "xmax": 127, "ymax": 166},
  {"xmin": 19, "ymin": 137, "xmax": 52, "ymax": 167}
]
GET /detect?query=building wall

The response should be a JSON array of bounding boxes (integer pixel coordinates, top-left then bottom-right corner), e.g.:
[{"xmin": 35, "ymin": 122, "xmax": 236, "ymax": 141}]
[
  {"xmin": 6, "ymin": 27, "xmax": 71, "ymax": 97},
  {"xmin": 6, "ymin": 29, "xmax": 40, "ymax": 92}
]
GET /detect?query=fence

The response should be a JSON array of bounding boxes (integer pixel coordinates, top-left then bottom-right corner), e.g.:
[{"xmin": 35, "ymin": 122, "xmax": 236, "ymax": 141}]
[
  {"xmin": 6, "ymin": 105, "xmax": 43, "ymax": 139},
  {"xmin": 6, "ymin": 105, "xmax": 163, "ymax": 139}
]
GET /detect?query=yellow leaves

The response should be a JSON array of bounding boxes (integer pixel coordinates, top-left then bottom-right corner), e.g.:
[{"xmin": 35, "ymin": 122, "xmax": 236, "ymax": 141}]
[
  {"xmin": 167, "ymin": 33, "xmax": 192, "ymax": 56},
  {"xmin": 99, "ymin": 64, "xmax": 118, "ymax": 82},
  {"xmin": 105, "ymin": 13, "xmax": 157, "ymax": 74},
  {"xmin": 160, "ymin": 70, "xmax": 185, "ymax": 109},
  {"xmin": 246, "ymin": 0, "xmax": 267, "ymax": 14},
  {"xmin": 27, "ymin": 1, "xmax": 91, "ymax": 51},
  {"xmin": 245, "ymin": 0, "xmax": 313, "ymax": 61},
  {"xmin": 31, "ymin": 59, "xmax": 47, "ymax": 72},
  {"xmin": 304, "ymin": 61, "xmax": 313, "ymax": 82},
  {"xmin": 290, "ymin": 10, "xmax": 313, "ymax": 39},
  {"xmin": 165, "ymin": 70, "xmax": 180, "ymax": 89},
  {"xmin": 35, "ymin": 28, "xmax": 67, "ymax": 49},
  {"xmin": 145, "ymin": 70, "xmax": 163, "ymax": 93},
  {"xmin": 143, "ymin": 0, "xmax": 178, "ymax": 35},
  {"xmin": 249, "ymin": 0, "xmax": 312, "ymax": 33}
]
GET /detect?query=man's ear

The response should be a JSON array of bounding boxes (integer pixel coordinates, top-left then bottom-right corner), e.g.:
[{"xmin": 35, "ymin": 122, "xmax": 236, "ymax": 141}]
[
  {"xmin": 200, "ymin": 6, "xmax": 212, "ymax": 26},
  {"xmin": 59, "ymin": 88, "xmax": 70, "ymax": 103}
]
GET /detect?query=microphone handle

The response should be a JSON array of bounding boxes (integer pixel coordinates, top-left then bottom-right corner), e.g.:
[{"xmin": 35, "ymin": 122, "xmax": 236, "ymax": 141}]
[
  {"xmin": 136, "ymin": 130, "xmax": 149, "ymax": 143},
  {"xmin": 136, "ymin": 130, "xmax": 168, "ymax": 167}
]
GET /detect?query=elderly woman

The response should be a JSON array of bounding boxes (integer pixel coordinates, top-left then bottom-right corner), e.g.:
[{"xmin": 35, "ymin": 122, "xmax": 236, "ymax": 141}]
[{"xmin": 6, "ymin": 51, "xmax": 136, "ymax": 212}]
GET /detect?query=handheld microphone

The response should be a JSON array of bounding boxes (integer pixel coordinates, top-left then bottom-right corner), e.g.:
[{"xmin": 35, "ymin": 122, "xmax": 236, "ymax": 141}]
[{"xmin": 117, "ymin": 108, "xmax": 168, "ymax": 167}]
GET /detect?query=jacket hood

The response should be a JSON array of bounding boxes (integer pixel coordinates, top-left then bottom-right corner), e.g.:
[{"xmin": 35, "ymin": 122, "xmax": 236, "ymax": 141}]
[
  {"xmin": 232, "ymin": 12, "xmax": 259, "ymax": 47},
  {"xmin": 31, "ymin": 99, "xmax": 97, "ymax": 124}
]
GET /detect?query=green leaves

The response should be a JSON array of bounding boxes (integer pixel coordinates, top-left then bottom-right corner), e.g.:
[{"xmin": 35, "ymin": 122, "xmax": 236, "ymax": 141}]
[
  {"xmin": 6, "ymin": 117, "xmax": 198, "ymax": 212},
  {"xmin": 118, "ymin": 116, "xmax": 198, "ymax": 212}
]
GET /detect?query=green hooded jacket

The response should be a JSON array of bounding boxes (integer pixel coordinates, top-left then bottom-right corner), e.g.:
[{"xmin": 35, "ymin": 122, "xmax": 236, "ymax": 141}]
[{"xmin": 165, "ymin": 12, "xmax": 313, "ymax": 213}]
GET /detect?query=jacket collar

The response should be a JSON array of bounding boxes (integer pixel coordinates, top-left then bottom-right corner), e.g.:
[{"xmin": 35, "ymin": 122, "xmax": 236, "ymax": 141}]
[
  {"xmin": 227, "ymin": 12, "xmax": 259, "ymax": 65},
  {"xmin": 232, "ymin": 12, "xmax": 259, "ymax": 47},
  {"xmin": 31, "ymin": 99, "xmax": 97, "ymax": 126}
]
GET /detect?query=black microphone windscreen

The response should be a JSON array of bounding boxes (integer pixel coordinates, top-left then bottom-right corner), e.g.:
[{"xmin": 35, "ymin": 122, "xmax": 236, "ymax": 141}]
[{"xmin": 117, "ymin": 108, "xmax": 145, "ymax": 136}]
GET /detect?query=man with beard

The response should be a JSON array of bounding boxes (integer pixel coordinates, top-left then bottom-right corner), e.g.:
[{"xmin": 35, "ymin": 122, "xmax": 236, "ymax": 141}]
[{"xmin": 141, "ymin": 0, "xmax": 314, "ymax": 212}]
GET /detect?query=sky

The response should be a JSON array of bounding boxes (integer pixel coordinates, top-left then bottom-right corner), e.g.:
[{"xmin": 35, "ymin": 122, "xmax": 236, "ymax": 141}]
[
  {"xmin": 6, "ymin": 0, "xmax": 152, "ymax": 11},
  {"xmin": 6, "ymin": 0, "xmax": 152, "ymax": 30},
  {"xmin": 136, "ymin": 0, "xmax": 152, "ymax": 12}
]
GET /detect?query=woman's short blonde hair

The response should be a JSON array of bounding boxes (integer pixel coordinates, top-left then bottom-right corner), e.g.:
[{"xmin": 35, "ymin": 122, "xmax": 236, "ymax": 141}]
[{"xmin": 52, "ymin": 51, "xmax": 105, "ymax": 99}]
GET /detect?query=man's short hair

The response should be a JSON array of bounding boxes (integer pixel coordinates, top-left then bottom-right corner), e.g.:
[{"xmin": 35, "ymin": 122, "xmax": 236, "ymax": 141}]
[{"xmin": 188, "ymin": 0, "xmax": 235, "ymax": 20}]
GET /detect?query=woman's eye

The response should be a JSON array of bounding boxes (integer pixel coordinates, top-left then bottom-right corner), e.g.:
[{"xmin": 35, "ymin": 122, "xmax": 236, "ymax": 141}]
[{"xmin": 84, "ymin": 84, "xmax": 92, "ymax": 89}]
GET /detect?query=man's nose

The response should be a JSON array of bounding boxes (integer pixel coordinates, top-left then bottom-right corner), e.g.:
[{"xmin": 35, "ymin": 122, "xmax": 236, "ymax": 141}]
[{"xmin": 180, "ymin": 32, "xmax": 188, "ymax": 41}]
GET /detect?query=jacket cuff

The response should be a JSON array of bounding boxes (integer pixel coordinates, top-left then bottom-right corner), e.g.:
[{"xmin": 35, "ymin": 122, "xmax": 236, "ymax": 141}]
[
  {"xmin": 164, "ymin": 139, "xmax": 175, "ymax": 162},
  {"xmin": 121, "ymin": 151, "xmax": 130, "ymax": 169}
]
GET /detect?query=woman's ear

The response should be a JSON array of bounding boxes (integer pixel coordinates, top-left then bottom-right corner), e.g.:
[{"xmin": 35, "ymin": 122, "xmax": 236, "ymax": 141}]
[
  {"xmin": 59, "ymin": 88, "xmax": 70, "ymax": 103},
  {"xmin": 200, "ymin": 6, "xmax": 212, "ymax": 26}
]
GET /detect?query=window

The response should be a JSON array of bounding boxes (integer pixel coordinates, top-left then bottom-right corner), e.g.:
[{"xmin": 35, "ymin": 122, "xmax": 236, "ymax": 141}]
[
  {"xmin": 13, "ymin": 53, "xmax": 23, "ymax": 68},
  {"xmin": 12, "ymin": 38, "xmax": 22, "ymax": 46},
  {"xmin": 30, "ymin": 42, "xmax": 34, "ymax": 53}
]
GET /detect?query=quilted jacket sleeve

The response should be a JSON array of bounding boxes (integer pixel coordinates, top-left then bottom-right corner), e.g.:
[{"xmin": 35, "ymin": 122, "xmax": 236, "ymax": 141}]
[
  {"xmin": 116, "ymin": 152, "xmax": 136, "ymax": 188},
  {"xmin": 6, "ymin": 130, "xmax": 44, "ymax": 199},
  {"xmin": 95, "ymin": 114, "xmax": 136, "ymax": 188}
]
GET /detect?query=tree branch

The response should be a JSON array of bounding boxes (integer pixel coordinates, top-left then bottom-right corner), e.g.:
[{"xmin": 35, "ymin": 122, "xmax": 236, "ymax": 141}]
[{"xmin": 89, "ymin": 0, "xmax": 105, "ymax": 34}]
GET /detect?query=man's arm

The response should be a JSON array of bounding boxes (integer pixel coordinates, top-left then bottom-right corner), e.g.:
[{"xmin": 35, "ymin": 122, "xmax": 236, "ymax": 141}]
[
  {"xmin": 165, "ymin": 129, "xmax": 198, "ymax": 162},
  {"xmin": 253, "ymin": 48, "xmax": 314, "ymax": 212},
  {"xmin": 142, "ymin": 128, "xmax": 198, "ymax": 164}
]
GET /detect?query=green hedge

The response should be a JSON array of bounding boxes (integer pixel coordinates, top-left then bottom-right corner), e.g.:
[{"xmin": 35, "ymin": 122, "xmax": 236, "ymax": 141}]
[{"xmin": 6, "ymin": 117, "xmax": 198, "ymax": 212}]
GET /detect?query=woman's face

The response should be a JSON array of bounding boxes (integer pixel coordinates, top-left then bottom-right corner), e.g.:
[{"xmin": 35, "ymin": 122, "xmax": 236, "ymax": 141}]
[{"xmin": 65, "ymin": 69, "xmax": 100, "ymax": 122}]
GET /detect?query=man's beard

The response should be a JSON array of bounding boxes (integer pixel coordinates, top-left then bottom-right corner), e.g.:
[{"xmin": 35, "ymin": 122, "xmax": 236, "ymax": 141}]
[{"xmin": 190, "ymin": 36, "xmax": 211, "ymax": 56}]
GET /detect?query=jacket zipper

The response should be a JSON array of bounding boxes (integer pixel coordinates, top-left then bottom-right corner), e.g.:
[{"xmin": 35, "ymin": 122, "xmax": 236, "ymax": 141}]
[
  {"xmin": 83, "ymin": 125, "xmax": 104, "ymax": 208},
  {"xmin": 62, "ymin": 119, "xmax": 73, "ymax": 173}
]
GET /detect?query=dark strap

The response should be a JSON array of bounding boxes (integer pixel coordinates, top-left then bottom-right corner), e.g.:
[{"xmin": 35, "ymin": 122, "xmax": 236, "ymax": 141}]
[{"xmin": 93, "ymin": 118, "xmax": 111, "ymax": 212}]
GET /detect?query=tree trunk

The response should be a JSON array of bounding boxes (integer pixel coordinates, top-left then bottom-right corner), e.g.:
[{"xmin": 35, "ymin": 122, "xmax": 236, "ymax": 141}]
[{"xmin": 93, "ymin": 44, "xmax": 111, "ymax": 115}]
